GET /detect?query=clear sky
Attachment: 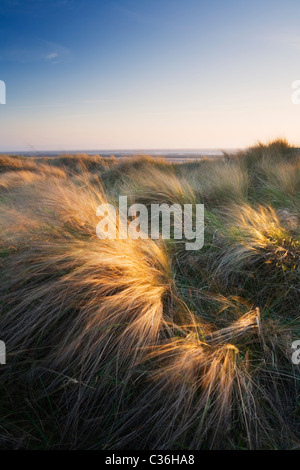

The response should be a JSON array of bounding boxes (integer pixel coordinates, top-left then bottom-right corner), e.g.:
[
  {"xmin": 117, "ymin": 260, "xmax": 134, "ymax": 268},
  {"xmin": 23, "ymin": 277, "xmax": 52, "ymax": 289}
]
[{"xmin": 1, "ymin": 0, "xmax": 300, "ymax": 151}]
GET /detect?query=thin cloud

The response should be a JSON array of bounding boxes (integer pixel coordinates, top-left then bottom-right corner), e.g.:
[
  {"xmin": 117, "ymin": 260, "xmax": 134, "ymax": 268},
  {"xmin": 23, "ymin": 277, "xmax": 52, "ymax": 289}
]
[
  {"xmin": 0, "ymin": 39, "xmax": 70, "ymax": 63},
  {"xmin": 112, "ymin": 2, "xmax": 160, "ymax": 26},
  {"xmin": 45, "ymin": 52, "xmax": 59, "ymax": 60},
  {"xmin": 268, "ymin": 33, "xmax": 300, "ymax": 50},
  {"xmin": 240, "ymin": 31, "xmax": 300, "ymax": 51},
  {"xmin": 79, "ymin": 99, "xmax": 111, "ymax": 104},
  {"xmin": 2, "ymin": 0, "xmax": 73, "ymax": 13}
]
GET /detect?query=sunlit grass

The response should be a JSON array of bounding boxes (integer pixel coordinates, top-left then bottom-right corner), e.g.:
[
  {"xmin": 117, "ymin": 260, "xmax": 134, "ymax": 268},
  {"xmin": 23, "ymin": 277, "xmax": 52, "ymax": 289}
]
[{"xmin": 0, "ymin": 140, "xmax": 299, "ymax": 449}]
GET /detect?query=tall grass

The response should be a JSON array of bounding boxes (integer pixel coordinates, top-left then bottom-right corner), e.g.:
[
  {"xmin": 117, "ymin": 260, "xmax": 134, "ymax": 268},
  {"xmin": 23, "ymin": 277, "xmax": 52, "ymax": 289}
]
[{"xmin": 0, "ymin": 142, "xmax": 299, "ymax": 449}]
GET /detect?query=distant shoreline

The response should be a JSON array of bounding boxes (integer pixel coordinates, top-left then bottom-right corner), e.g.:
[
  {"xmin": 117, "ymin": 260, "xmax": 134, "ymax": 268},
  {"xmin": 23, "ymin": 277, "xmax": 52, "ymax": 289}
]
[{"xmin": 0, "ymin": 148, "xmax": 239, "ymax": 163}]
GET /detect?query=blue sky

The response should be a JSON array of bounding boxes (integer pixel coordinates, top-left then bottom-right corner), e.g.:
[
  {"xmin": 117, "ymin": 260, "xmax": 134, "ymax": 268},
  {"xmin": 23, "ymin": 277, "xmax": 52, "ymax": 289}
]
[{"xmin": 1, "ymin": 0, "xmax": 300, "ymax": 151}]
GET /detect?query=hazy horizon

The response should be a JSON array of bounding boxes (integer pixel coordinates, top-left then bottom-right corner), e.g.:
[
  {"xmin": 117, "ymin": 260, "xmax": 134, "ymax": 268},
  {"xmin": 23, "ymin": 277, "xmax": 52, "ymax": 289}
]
[{"xmin": 0, "ymin": 146, "xmax": 236, "ymax": 154}]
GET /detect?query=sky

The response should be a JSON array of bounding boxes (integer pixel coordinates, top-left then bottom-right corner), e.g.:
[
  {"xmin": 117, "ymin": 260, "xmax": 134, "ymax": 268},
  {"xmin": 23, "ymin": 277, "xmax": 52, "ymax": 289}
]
[{"xmin": 1, "ymin": 0, "xmax": 300, "ymax": 151}]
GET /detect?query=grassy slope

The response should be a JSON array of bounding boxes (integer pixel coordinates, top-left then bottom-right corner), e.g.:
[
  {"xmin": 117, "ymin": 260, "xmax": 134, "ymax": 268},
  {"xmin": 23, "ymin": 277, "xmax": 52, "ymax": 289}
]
[{"xmin": 0, "ymin": 140, "xmax": 299, "ymax": 449}]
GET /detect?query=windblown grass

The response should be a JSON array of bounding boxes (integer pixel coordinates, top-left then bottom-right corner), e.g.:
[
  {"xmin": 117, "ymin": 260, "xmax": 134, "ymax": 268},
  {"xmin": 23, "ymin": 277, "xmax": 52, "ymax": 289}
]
[{"xmin": 0, "ymin": 141, "xmax": 299, "ymax": 449}]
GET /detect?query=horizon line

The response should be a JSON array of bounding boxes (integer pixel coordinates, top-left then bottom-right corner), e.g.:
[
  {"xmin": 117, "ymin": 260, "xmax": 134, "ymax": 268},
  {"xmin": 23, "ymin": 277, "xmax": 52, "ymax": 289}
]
[{"xmin": 0, "ymin": 147, "xmax": 242, "ymax": 154}]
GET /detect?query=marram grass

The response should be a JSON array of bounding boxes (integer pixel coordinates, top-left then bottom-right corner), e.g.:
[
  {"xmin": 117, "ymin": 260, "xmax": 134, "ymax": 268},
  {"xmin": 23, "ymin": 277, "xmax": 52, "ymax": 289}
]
[{"xmin": 0, "ymin": 140, "xmax": 299, "ymax": 449}]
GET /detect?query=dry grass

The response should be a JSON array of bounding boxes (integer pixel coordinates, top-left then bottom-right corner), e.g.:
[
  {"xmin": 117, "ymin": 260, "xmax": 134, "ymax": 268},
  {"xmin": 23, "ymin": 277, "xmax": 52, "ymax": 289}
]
[{"xmin": 0, "ymin": 141, "xmax": 299, "ymax": 449}]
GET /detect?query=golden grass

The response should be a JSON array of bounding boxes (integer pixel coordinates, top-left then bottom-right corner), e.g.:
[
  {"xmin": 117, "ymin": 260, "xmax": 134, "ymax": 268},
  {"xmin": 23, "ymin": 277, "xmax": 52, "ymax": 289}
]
[{"xmin": 0, "ymin": 142, "xmax": 299, "ymax": 449}]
